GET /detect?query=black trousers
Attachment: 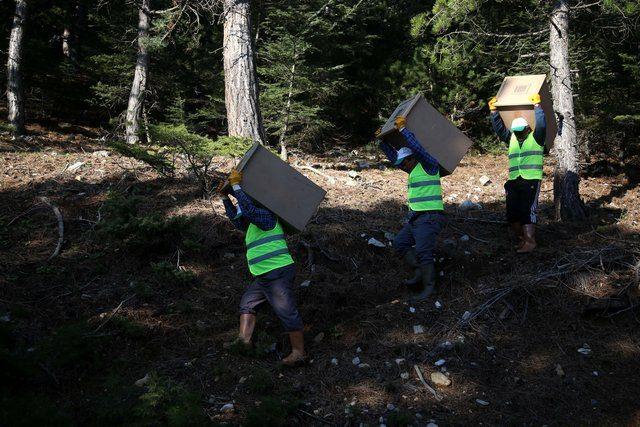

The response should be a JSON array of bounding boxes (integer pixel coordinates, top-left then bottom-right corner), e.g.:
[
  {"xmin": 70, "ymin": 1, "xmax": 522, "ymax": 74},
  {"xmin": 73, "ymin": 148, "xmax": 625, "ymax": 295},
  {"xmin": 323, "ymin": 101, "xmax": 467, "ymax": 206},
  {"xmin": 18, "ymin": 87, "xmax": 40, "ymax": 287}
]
[{"xmin": 504, "ymin": 178, "xmax": 541, "ymax": 225}]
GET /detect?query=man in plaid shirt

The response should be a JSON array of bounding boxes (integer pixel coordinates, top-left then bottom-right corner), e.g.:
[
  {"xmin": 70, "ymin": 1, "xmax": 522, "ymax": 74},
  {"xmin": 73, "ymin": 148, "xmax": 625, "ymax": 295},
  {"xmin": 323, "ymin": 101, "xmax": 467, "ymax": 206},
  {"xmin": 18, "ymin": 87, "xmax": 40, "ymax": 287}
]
[
  {"xmin": 220, "ymin": 171, "xmax": 306, "ymax": 367},
  {"xmin": 377, "ymin": 116, "xmax": 446, "ymax": 301}
]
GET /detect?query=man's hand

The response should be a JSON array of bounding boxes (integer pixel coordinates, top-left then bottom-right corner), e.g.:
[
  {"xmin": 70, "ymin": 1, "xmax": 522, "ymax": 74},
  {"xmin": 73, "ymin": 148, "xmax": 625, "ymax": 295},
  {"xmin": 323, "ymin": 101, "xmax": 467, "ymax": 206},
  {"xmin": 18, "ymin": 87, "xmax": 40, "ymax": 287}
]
[
  {"xmin": 374, "ymin": 127, "xmax": 382, "ymax": 142},
  {"xmin": 394, "ymin": 116, "xmax": 406, "ymax": 130},
  {"xmin": 529, "ymin": 93, "xmax": 541, "ymax": 105},
  {"xmin": 228, "ymin": 169, "xmax": 242, "ymax": 186},
  {"xmin": 488, "ymin": 97, "xmax": 498, "ymax": 111},
  {"xmin": 216, "ymin": 181, "xmax": 231, "ymax": 196}
]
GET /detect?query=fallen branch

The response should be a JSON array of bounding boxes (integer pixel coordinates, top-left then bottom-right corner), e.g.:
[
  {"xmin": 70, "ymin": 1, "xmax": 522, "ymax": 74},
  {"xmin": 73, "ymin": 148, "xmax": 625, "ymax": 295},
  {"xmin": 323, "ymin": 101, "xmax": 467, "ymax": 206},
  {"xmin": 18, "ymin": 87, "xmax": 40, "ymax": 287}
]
[
  {"xmin": 452, "ymin": 215, "xmax": 507, "ymax": 225},
  {"xmin": 38, "ymin": 197, "xmax": 64, "ymax": 261},
  {"xmin": 295, "ymin": 163, "xmax": 339, "ymax": 185},
  {"xmin": 448, "ymin": 224, "xmax": 489, "ymax": 243},
  {"xmin": 91, "ymin": 295, "xmax": 136, "ymax": 334},
  {"xmin": 297, "ymin": 409, "xmax": 332, "ymax": 425},
  {"xmin": 414, "ymin": 364, "xmax": 443, "ymax": 401}
]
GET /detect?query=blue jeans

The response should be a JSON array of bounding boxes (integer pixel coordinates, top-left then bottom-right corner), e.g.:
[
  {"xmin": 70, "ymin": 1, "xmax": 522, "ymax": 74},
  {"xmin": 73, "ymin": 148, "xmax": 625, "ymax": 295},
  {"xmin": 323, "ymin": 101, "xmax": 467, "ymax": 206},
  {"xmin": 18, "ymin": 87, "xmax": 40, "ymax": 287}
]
[
  {"xmin": 393, "ymin": 212, "xmax": 445, "ymax": 266},
  {"xmin": 239, "ymin": 264, "xmax": 303, "ymax": 332}
]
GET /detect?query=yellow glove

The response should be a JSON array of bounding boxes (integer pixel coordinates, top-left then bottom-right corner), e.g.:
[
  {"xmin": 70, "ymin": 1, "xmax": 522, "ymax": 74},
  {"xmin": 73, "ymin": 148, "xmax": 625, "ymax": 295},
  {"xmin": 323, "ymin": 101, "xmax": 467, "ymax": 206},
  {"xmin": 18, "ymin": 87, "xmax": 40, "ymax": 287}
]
[
  {"xmin": 488, "ymin": 97, "xmax": 498, "ymax": 111},
  {"xmin": 394, "ymin": 116, "xmax": 406, "ymax": 129},
  {"xmin": 375, "ymin": 127, "xmax": 382, "ymax": 137},
  {"xmin": 228, "ymin": 169, "xmax": 242, "ymax": 186},
  {"xmin": 529, "ymin": 93, "xmax": 541, "ymax": 105}
]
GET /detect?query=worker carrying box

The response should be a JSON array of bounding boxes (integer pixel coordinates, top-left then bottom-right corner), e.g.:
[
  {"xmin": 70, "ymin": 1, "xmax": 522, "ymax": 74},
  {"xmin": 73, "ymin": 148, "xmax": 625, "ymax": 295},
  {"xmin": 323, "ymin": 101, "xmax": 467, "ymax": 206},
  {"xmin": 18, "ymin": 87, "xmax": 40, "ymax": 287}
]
[
  {"xmin": 489, "ymin": 74, "xmax": 554, "ymax": 254},
  {"xmin": 216, "ymin": 143, "xmax": 326, "ymax": 367},
  {"xmin": 375, "ymin": 94, "xmax": 472, "ymax": 302}
]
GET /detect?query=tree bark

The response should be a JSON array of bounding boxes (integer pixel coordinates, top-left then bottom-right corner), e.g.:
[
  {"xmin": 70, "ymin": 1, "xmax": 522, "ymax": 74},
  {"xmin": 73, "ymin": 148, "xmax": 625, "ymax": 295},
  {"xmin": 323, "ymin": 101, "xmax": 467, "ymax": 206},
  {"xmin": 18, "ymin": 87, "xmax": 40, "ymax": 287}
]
[
  {"xmin": 125, "ymin": 0, "xmax": 151, "ymax": 144},
  {"xmin": 223, "ymin": 0, "xmax": 265, "ymax": 143},
  {"xmin": 279, "ymin": 59, "xmax": 297, "ymax": 161},
  {"xmin": 62, "ymin": 27, "xmax": 75, "ymax": 61},
  {"xmin": 6, "ymin": 0, "xmax": 27, "ymax": 137},
  {"xmin": 549, "ymin": 0, "xmax": 586, "ymax": 221}
]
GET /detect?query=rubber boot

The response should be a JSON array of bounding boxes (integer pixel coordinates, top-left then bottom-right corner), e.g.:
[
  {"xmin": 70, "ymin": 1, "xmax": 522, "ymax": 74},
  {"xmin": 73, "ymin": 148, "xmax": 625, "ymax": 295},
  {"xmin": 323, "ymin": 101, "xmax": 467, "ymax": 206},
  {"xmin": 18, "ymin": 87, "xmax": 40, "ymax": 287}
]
[
  {"xmin": 511, "ymin": 222, "xmax": 524, "ymax": 249},
  {"xmin": 517, "ymin": 224, "xmax": 537, "ymax": 253},
  {"xmin": 281, "ymin": 330, "xmax": 307, "ymax": 367},
  {"xmin": 224, "ymin": 313, "xmax": 255, "ymax": 353},
  {"xmin": 408, "ymin": 264, "xmax": 436, "ymax": 302},
  {"xmin": 402, "ymin": 248, "xmax": 422, "ymax": 286}
]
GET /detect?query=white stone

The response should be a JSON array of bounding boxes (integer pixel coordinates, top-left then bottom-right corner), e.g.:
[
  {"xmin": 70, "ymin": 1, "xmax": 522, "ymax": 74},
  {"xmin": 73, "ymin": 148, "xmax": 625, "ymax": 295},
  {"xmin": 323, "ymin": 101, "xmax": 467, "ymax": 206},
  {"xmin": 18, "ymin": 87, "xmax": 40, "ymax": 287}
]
[
  {"xmin": 134, "ymin": 373, "xmax": 150, "ymax": 387},
  {"xmin": 413, "ymin": 325, "xmax": 425, "ymax": 334},
  {"xmin": 462, "ymin": 311, "xmax": 471, "ymax": 321},
  {"xmin": 434, "ymin": 301, "xmax": 442, "ymax": 309},
  {"xmin": 459, "ymin": 235, "xmax": 470, "ymax": 242},
  {"xmin": 400, "ymin": 372, "xmax": 410, "ymax": 379},
  {"xmin": 386, "ymin": 403, "xmax": 395, "ymax": 411},
  {"xmin": 356, "ymin": 347, "xmax": 362, "ymax": 353},
  {"xmin": 220, "ymin": 403, "xmax": 234, "ymax": 413},
  {"xmin": 475, "ymin": 399, "xmax": 490, "ymax": 406},
  {"xmin": 394, "ymin": 358, "xmax": 405, "ymax": 365},
  {"xmin": 479, "ymin": 175, "xmax": 492, "ymax": 186},
  {"xmin": 409, "ymin": 307, "xmax": 416, "ymax": 313},
  {"xmin": 331, "ymin": 358, "xmax": 339, "ymax": 366},
  {"xmin": 300, "ymin": 280, "xmax": 311, "ymax": 288},
  {"xmin": 430, "ymin": 371, "xmax": 451, "ymax": 386},
  {"xmin": 434, "ymin": 359, "xmax": 446, "ymax": 367},
  {"xmin": 352, "ymin": 356, "xmax": 361, "ymax": 365},
  {"xmin": 368, "ymin": 237, "xmax": 386, "ymax": 248},
  {"xmin": 67, "ymin": 161, "xmax": 84, "ymax": 172}
]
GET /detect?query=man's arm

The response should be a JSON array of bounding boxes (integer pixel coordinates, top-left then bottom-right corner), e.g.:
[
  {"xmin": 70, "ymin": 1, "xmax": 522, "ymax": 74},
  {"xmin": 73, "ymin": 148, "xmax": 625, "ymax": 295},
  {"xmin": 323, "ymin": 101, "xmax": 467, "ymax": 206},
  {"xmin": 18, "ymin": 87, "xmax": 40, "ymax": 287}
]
[
  {"xmin": 491, "ymin": 111, "xmax": 511, "ymax": 144},
  {"xmin": 532, "ymin": 105, "xmax": 546, "ymax": 146},
  {"xmin": 232, "ymin": 186, "xmax": 277, "ymax": 231},
  {"xmin": 379, "ymin": 139, "xmax": 398, "ymax": 164},
  {"xmin": 399, "ymin": 128, "xmax": 439, "ymax": 175},
  {"xmin": 222, "ymin": 196, "xmax": 249, "ymax": 231}
]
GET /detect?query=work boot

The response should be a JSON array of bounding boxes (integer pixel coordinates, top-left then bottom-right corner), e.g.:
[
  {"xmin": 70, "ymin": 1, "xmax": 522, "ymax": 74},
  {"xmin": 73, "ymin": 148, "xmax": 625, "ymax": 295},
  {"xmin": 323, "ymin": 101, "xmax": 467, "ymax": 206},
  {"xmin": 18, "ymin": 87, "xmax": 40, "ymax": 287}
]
[
  {"xmin": 408, "ymin": 264, "xmax": 436, "ymax": 302},
  {"xmin": 510, "ymin": 222, "xmax": 524, "ymax": 249},
  {"xmin": 402, "ymin": 249, "xmax": 422, "ymax": 286},
  {"xmin": 517, "ymin": 224, "xmax": 536, "ymax": 253},
  {"xmin": 281, "ymin": 331, "xmax": 307, "ymax": 367}
]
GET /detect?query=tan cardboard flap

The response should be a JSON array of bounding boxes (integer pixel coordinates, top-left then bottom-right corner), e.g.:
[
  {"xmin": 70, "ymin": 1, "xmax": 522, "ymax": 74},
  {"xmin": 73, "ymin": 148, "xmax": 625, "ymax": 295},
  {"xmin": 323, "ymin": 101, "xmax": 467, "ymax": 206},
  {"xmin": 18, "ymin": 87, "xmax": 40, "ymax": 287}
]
[
  {"xmin": 493, "ymin": 74, "xmax": 557, "ymax": 148},
  {"xmin": 236, "ymin": 143, "xmax": 326, "ymax": 232}
]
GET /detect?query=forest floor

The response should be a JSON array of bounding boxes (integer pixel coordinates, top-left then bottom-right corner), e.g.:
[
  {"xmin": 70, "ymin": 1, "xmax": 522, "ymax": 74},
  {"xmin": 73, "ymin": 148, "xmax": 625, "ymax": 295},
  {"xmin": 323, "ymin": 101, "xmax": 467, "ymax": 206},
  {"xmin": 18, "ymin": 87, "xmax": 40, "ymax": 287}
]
[{"xmin": 1, "ymin": 125, "xmax": 640, "ymax": 426}]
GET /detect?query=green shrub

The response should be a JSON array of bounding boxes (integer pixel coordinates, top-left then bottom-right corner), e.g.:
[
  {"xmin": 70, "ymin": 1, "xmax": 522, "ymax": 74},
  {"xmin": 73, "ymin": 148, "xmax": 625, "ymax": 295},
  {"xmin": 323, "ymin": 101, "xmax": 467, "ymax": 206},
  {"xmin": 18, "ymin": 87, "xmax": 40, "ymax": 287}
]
[
  {"xmin": 248, "ymin": 368, "xmax": 274, "ymax": 394},
  {"xmin": 111, "ymin": 124, "xmax": 251, "ymax": 195},
  {"xmin": 151, "ymin": 261, "xmax": 196, "ymax": 286},
  {"xmin": 134, "ymin": 373, "xmax": 208, "ymax": 426},
  {"xmin": 100, "ymin": 192, "xmax": 199, "ymax": 256},
  {"xmin": 245, "ymin": 396, "xmax": 298, "ymax": 427}
]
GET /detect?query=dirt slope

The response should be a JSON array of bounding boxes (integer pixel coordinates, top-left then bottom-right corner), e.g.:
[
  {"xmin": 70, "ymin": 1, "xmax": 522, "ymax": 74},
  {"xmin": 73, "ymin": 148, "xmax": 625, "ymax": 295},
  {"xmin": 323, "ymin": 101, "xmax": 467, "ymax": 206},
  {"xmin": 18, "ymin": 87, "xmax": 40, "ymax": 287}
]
[{"xmin": 1, "ymin": 131, "xmax": 639, "ymax": 426}]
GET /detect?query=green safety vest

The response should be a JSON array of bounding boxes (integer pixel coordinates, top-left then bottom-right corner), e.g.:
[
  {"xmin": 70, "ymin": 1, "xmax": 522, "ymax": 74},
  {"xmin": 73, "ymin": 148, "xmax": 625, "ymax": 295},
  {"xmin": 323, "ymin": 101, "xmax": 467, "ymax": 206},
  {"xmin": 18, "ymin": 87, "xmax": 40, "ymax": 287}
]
[
  {"xmin": 245, "ymin": 221, "xmax": 294, "ymax": 276},
  {"xmin": 508, "ymin": 132, "xmax": 544, "ymax": 180},
  {"xmin": 407, "ymin": 163, "xmax": 444, "ymax": 212}
]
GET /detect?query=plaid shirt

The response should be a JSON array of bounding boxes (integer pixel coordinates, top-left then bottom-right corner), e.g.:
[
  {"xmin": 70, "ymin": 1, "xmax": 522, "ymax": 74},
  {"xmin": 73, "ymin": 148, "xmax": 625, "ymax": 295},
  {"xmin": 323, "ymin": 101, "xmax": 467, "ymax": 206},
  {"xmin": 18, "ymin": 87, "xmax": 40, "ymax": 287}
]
[
  {"xmin": 223, "ymin": 186, "xmax": 277, "ymax": 231},
  {"xmin": 379, "ymin": 127, "xmax": 439, "ymax": 175}
]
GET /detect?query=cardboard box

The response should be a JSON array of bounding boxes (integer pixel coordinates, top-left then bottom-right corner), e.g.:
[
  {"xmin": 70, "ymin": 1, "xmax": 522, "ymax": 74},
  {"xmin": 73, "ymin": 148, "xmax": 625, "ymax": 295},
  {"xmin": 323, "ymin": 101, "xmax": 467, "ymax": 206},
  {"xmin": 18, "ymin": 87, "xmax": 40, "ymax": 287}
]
[
  {"xmin": 493, "ymin": 74, "xmax": 557, "ymax": 149},
  {"xmin": 378, "ymin": 93, "xmax": 473, "ymax": 175},
  {"xmin": 234, "ymin": 142, "xmax": 326, "ymax": 232}
]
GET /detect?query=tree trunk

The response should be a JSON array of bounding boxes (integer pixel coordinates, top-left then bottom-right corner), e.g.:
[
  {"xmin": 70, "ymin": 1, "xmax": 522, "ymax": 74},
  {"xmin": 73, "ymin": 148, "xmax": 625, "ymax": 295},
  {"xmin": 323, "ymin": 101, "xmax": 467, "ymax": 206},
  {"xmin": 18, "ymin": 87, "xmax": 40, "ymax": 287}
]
[
  {"xmin": 279, "ymin": 59, "xmax": 297, "ymax": 161},
  {"xmin": 6, "ymin": 0, "xmax": 27, "ymax": 137},
  {"xmin": 125, "ymin": 0, "xmax": 151, "ymax": 145},
  {"xmin": 61, "ymin": 27, "xmax": 75, "ymax": 62},
  {"xmin": 549, "ymin": 0, "xmax": 586, "ymax": 221},
  {"xmin": 223, "ymin": 0, "xmax": 265, "ymax": 143}
]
